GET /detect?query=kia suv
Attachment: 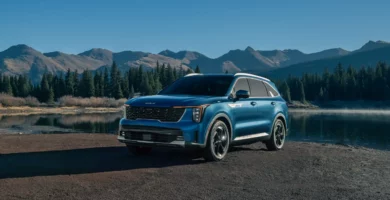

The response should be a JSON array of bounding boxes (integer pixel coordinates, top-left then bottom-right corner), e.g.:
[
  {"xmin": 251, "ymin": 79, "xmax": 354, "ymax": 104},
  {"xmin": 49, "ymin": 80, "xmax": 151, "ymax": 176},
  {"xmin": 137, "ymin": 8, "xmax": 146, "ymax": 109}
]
[{"xmin": 118, "ymin": 73, "xmax": 288, "ymax": 161}]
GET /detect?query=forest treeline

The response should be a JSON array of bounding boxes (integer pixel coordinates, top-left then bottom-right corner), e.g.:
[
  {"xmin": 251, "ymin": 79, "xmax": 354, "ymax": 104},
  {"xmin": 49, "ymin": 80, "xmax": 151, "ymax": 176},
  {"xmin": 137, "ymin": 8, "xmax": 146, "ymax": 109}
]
[
  {"xmin": 0, "ymin": 61, "xmax": 389, "ymax": 103},
  {"xmin": 275, "ymin": 62, "xmax": 390, "ymax": 103},
  {"xmin": 0, "ymin": 62, "xmax": 198, "ymax": 103}
]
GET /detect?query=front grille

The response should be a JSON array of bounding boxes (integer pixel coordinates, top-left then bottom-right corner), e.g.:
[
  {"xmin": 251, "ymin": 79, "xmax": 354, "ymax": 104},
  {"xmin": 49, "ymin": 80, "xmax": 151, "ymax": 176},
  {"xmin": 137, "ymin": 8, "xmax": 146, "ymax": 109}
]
[
  {"xmin": 124, "ymin": 132, "xmax": 178, "ymax": 143},
  {"xmin": 126, "ymin": 106, "xmax": 185, "ymax": 122}
]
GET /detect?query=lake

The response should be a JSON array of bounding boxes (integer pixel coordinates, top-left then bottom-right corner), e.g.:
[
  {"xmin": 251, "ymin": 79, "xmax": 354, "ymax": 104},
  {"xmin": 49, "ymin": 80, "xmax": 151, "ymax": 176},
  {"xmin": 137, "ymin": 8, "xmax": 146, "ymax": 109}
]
[{"xmin": 0, "ymin": 110, "xmax": 389, "ymax": 150}]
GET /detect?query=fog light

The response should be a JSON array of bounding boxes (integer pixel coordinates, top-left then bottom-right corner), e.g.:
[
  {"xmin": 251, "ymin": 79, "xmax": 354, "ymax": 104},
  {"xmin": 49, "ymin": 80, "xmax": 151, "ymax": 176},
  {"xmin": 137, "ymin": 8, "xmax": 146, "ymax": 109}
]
[
  {"xmin": 176, "ymin": 136, "xmax": 184, "ymax": 141},
  {"xmin": 120, "ymin": 131, "xmax": 125, "ymax": 136}
]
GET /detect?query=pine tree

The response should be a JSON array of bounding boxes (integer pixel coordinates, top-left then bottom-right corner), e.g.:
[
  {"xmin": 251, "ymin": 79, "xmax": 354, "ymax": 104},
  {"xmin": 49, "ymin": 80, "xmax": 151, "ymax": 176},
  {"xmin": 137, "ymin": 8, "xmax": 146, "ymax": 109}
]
[
  {"xmin": 129, "ymin": 84, "xmax": 135, "ymax": 98},
  {"xmin": 17, "ymin": 75, "xmax": 30, "ymax": 97},
  {"xmin": 58, "ymin": 73, "xmax": 66, "ymax": 98},
  {"xmin": 48, "ymin": 86, "xmax": 54, "ymax": 104},
  {"xmin": 159, "ymin": 64, "xmax": 166, "ymax": 87},
  {"xmin": 103, "ymin": 67, "xmax": 110, "ymax": 97},
  {"xmin": 225, "ymin": 70, "xmax": 229, "ymax": 74},
  {"xmin": 113, "ymin": 82, "xmax": 123, "ymax": 99},
  {"xmin": 148, "ymin": 72, "xmax": 156, "ymax": 94},
  {"xmin": 195, "ymin": 65, "xmax": 201, "ymax": 73},
  {"xmin": 140, "ymin": 73, "xmax": 152, "ymax": 95},
  {"xmin": 136, "ymin": 65, "xmax": 143, "ymax": 92},
  {"xmin": 39, "ymin": 73, "xmax": 51, "ymax": 102},
  {"xmin": 279, "ymin": 81, "xmax": 291, "ymax": 102},
  {"xmin": 298, "ymin": 80, "xmax": 306, "ymax": 103},
  {"xmin": 3, "ymin": 76, "xmax": 13, "ymax": 96},
  {"xmin": 73, "ymin": 70, "xmax": 79, "ymax": 96},
  {"xmin": 80, "ymin": 70, "xmax": 95, "ymax": 97},
  {"xmin": 318, "ymin": 87, "xmax": 324, "ymax": 101},
  {"xmin": 10, "ymin": 76, "xmax": 18, "ymax": 97},
  {"xmin": 153, "ymin": 72, "xmax": 162, "ymax": 94},
  {"xmin": 166, "ymin": 64, "xmax": 175, "ymax": 87},
  {"xmin": 65, "ymin": 69, "xmax": 74, "ymax": 95},
  {"xmin": 94, "ymin": 72, "xmax": 101, "ymax": 97},
  {"xmin": 173, "ymin": 67, "xmax": 177, "ymax": 81},
  {"xmin": 122, "ymin": 72, "xmax": 130, "ymax": 98}
]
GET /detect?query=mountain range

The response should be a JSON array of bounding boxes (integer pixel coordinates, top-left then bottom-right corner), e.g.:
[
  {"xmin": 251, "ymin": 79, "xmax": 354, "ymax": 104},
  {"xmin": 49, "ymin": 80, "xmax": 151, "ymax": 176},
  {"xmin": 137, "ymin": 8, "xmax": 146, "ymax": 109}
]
[{"xmin": 0, "ymin": 40, "xmax": 389, "ymax": 83}]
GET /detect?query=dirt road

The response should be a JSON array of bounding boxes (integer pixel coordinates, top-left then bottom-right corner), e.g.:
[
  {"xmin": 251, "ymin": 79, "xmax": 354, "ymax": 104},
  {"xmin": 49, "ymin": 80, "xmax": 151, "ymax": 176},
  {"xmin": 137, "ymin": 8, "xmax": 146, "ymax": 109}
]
[{"xmin": 0, "ymin": 134, "xmax": 389, "ymax": 200}]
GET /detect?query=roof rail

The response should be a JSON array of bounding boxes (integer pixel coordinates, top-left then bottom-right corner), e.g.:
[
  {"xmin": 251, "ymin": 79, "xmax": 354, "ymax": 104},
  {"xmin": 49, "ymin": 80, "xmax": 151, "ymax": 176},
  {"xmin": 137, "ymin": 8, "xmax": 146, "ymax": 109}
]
[
  {"xmin": 234, "ymin": 73, "xmax": 270, "ymax": 81},
  {"xmin": 185, "ymin": 73, "xmax": 202, "ymax": 77}
]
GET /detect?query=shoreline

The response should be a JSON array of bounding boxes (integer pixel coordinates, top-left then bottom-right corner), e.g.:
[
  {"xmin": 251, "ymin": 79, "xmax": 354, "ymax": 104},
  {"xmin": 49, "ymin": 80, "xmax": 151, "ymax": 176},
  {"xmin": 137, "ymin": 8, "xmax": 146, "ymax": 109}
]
[
  {"xmin": 0, "ymin": 133, "xmax": 389, "ymax": 200},
  {"xmin": 0, "ymin": 101, "xmax": 390, "ymax": 116},
  {"xmin": 0, "ymin": 106, "xmax": 122, "ymax": 116},
  {"xmin": 288, "ymin": 100, "xmax": 390, "ymax": 109}
]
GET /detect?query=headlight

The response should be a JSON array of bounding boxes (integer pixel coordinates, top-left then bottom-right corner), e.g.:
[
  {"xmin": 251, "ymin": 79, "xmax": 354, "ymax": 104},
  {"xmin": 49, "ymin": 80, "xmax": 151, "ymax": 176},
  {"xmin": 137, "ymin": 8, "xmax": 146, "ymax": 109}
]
[
  {"xmin": 192, "ymin": 105, "xmax": 209, "ymax": 123},
  {"xmin": 123, "ymin": 104, "xmax": 129, "ymax": 118},
  {"xmin": 173, "ymin": 104, "xmax": 209, "ymax": 123}
]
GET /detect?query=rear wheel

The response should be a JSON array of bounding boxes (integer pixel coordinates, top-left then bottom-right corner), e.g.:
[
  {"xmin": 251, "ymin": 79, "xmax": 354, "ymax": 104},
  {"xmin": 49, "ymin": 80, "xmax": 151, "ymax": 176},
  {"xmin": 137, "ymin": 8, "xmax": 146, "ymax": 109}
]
[
  {"xmin": 265, "ymin": 119, "xmax": 286, "ymax": 151},
  {"xmin": 203, "ymin": 120, "xmax": 230, "ymax": 161},
  {"xmin": 126, "ymin": 145, "xmax": 152, "ymax": 155}
]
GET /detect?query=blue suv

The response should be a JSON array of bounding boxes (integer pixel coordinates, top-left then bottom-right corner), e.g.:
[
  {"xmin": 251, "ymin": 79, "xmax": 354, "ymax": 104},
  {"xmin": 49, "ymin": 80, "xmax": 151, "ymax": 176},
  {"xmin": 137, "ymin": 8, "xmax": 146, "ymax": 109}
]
[{"xmin": 118, "ymin": 73, "xmax": 288, "ymax": 161}]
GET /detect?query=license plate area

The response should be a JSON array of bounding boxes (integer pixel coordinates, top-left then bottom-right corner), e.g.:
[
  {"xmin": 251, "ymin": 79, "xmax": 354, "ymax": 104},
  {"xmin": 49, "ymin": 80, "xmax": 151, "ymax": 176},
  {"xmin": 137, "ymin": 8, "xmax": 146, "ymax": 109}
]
[{"xmin": 124, "ymin": 130, "xmax": 179, "ymax": 143}]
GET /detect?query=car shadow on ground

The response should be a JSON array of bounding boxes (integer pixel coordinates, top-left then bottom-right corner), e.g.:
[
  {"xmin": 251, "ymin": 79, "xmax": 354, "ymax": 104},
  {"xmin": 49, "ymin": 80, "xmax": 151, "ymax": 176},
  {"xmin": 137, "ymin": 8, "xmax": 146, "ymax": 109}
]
[
  {"xmin": 0, "ymin": 146, "xmax": 206, "ymax": 179},
  {"xmin": 229, "ymin": 146, "xmax": 268, "ymax": 152}
]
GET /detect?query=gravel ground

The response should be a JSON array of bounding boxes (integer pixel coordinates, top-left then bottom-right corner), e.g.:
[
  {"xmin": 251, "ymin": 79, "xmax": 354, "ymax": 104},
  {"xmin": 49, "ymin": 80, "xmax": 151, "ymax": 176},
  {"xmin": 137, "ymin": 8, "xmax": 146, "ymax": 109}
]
[{"xmin": 0, "ymin": 134, "xmax": 389, "ymax": 200}]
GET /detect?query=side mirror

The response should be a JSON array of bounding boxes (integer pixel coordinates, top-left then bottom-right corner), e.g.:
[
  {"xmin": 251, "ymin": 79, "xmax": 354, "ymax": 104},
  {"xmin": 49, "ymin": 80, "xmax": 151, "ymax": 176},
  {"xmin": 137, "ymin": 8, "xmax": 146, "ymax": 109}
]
[{"xmin": 235, "ymin": 90, "xmax": 250, "ymax": 99}]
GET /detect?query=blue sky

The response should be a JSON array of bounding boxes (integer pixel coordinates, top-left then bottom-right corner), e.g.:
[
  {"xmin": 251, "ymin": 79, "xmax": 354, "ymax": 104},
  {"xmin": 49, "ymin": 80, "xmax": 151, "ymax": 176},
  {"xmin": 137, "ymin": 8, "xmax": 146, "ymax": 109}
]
[{"xmin": 1, "ymin": 0, "xmax": 389, "ymax": 58}]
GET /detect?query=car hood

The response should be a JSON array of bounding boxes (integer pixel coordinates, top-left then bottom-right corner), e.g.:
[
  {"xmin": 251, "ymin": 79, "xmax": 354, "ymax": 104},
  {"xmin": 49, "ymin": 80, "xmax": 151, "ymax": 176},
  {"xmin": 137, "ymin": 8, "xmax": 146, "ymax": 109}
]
[{"xmin": 125, "ymin": 95, "xmax": 224, "ymax": 107}]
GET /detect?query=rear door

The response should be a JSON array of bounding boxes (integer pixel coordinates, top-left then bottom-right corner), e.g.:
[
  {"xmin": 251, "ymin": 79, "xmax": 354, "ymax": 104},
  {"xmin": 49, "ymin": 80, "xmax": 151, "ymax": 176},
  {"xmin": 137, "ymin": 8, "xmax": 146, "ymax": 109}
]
[
  {"xmin": 248, "ymin": 79, "xmax": 275, "ymax": 134},
  {"xmin": 231, "ymin": 78, "xmax": 258, "ymax": 137}
]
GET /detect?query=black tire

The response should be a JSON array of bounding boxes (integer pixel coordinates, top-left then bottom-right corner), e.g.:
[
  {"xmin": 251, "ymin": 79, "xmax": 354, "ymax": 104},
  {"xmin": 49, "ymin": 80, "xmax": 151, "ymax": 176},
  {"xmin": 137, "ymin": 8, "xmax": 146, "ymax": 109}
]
[
  {"xmin": 265, "ymin": 119, "xmax": 286, "ymax": 151},
  {"xmin": 126, "ymin": 145, "xmax": 152, "ymax": 155},
  {"xmin": 203, "ymin": 120, "xmax": 230, "ymax": 161}
]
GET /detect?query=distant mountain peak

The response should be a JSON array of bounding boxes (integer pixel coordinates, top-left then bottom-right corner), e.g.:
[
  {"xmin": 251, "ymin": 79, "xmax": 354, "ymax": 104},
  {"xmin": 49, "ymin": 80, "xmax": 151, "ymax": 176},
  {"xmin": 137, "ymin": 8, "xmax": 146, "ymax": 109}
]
[
  {"xmin": 43, "ymin": 51, "xmax": 64, "ymax": 57},
  {"xmin": 375, "ymin": 40, "xmax": 389, "ymax": 44},
  {"xmin": 159, "ymin": 49, "xmax": 175, "ymax": 54},
  {"xmin": 78, "ymin": 48, "xmax": 113, "ymax": 63},
  {"xmin": 245, "ymin": 46, "xmax": 255, "ymax": 52},
  {"xmin": 357, "ymin": 40, "xmax": 390, "ymax": 52},
  {"xmin": 1, "ymin": 44, "xmax": 41, "ymax": 58},
  {"xmin": 5, "ymin": 44, "xmax": 34, "ymax": 52}
]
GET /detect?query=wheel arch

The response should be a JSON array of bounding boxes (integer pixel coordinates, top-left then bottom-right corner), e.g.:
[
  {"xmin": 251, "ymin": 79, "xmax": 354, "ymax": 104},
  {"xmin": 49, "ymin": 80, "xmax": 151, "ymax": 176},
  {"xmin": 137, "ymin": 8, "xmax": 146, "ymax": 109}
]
[
  {"xmin": 273, "ymin": 112, "xmax": 287, "ymax": 135},
  {"xmin": 204, "ymin": 113, "xmax": 233, "ymax": 145}
]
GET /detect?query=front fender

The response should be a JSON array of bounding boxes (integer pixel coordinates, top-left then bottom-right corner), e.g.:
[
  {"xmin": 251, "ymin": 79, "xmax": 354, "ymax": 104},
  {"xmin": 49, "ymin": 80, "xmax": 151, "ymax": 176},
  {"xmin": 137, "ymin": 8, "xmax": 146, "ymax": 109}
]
[{"xmin": 198, "ymin": 103, "xmax": 234, "ymax": 145}]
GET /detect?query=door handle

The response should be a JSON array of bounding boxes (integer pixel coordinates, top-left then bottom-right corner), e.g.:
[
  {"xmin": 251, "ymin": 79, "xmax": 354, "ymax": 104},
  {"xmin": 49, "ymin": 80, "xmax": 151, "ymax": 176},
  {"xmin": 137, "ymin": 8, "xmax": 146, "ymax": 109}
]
[
  {"xmin": 271, "ymin": 102, "xmax": 276, "ymax": 106},
  {"xmin": 250, "ymin": 102, "xmax": 257, "ymax": 106}
]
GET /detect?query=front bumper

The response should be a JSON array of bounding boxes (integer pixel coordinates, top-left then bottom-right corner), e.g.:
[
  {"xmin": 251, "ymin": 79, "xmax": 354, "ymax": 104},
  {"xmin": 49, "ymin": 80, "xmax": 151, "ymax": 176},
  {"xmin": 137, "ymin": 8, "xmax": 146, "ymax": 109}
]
[
  {"xmin": 117, "ymin": 136, "xmax": 204, "ymax": 148},
  {"xmin": 117, "ymin": 122, "xmax": 206, "ymax": 148}
]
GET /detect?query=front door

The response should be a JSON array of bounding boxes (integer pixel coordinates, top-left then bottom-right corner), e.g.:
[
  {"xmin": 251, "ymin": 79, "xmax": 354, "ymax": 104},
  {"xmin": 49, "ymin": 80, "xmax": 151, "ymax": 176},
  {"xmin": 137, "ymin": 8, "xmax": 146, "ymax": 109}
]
[{"xmin": 230, "ymin": 78, "xmax": 258, "ymax": 138}]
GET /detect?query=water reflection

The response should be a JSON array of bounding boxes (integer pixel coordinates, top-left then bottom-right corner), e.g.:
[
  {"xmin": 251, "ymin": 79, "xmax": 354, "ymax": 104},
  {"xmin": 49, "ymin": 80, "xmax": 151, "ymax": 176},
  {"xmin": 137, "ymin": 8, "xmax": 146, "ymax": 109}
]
[
  {"xmin": 288, "ymin": 111, "xmax": 390, "ymax": 150},
  {"xmin": 0, "ymin": 111, "xmax": 389, "ymax": 150},
  {"xmin": 0, "ymin": 112, "xmax": 122, "ymax": 134}
]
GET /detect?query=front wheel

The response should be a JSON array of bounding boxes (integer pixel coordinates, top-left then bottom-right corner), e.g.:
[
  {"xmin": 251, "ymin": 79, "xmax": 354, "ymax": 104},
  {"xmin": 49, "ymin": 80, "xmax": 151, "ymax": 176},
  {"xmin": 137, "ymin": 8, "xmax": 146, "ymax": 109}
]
[
  {"xmin": 265, "ymin": 119, "xmax": 286, "ymax": 151},
  {"xmin": 126, "ymin": 145, "xmax": 152, "ymax": 155},
  {"xmin": 203, "ymin": 120, "xmax": 230, "ymax": 161}
]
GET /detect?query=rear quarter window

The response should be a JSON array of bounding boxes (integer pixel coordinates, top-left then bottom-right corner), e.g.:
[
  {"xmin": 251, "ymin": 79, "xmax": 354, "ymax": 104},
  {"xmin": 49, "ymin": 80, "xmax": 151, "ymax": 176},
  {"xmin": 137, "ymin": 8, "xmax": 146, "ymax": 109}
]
[
  {"xmin": 248, "ymin": 79, "xmax": 268, "ymax": 97},
  {"xmin": 264, "ymin": 82, "xmax": 279, "ymax": 97}
]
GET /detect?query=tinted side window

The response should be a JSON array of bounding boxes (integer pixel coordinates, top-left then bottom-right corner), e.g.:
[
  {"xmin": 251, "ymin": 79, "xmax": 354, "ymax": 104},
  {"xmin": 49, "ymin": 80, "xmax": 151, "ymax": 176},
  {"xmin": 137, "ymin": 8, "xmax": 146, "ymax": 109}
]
[
  {"xmin": 248, "ymin": 79, "xmax": 268, "ymax": 97},
  {"xmin": 264, "ymin": 82, "xmax": 279, "ymax": 97},
  {"xmin": 233, "ymin": 78, "xmax": 250, "ymax": 93}
]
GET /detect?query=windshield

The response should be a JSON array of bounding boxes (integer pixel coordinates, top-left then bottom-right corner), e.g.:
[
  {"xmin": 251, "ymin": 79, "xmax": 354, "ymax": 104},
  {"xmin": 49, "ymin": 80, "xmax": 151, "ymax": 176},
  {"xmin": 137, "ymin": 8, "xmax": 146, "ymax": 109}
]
[{"xmin": 158, "ymin": 75, "xmax": 234, "ymax": 96}]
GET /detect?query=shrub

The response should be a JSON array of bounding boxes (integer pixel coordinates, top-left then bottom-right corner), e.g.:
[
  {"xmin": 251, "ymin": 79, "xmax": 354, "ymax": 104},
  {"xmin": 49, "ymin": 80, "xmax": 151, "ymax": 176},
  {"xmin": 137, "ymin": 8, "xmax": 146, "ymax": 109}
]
[
  {"xmin": 58, "ymin": 96, "xmax": 126, "ymax": 107},
  {"xmin": 0, "ymin": 93, "xmax": 40, "ymax": 107},
  {"xmin": 24, "ymin": 96, "xmax": 40, "ymax": 107}
]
